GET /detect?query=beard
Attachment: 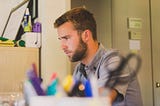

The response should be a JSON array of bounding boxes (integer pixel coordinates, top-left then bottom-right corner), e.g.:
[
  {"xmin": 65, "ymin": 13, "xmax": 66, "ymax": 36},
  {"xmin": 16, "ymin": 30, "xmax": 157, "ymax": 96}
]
[{"xmin": 70, "ymin": 38, "xmax": 87, "ymax": 62}]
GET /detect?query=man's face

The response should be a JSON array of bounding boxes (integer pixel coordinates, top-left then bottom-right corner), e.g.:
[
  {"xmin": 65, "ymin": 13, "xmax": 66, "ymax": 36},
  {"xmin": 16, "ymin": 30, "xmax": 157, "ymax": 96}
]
[{"xmin": 57, "ymin": 22, "xmax": 87, "ymax": 62}]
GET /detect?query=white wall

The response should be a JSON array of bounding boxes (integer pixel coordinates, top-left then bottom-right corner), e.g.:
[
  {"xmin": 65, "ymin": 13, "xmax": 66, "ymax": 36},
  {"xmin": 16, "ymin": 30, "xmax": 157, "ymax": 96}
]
[
  {"xmin": 0, "ymin": 1, "xmax": 12, "ymax": 36},
  {"xmin": 39, "ymin": 0, "xmax": 71, "ymax": 85}
]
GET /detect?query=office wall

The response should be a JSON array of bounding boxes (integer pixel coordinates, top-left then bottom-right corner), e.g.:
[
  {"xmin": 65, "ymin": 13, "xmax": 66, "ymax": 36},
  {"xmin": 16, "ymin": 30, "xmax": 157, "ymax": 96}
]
[
  {"xmin": 71, "ymin": 0, "xmax": 112, "ymax": 48},
  {"xmin": 39, "ymin": 0, "xmax": 71, "ymax": 84},
  {"xmin": 0, "ymin": 1, "xmax": 9, "ymax": 36}
]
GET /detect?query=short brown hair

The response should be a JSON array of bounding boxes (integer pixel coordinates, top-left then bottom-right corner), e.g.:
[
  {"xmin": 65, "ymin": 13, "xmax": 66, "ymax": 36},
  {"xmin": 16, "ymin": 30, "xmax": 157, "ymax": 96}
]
[{"xmin": 54, "ymin": 7, "xmax": 97, "ymax": 41}]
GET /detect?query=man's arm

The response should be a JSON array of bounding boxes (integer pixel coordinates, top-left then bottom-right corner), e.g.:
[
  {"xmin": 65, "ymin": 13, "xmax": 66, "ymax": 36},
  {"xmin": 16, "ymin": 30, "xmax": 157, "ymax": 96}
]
[{"xmin": 99, "ymin": 87, "xmax": 118, "ymax": 103}]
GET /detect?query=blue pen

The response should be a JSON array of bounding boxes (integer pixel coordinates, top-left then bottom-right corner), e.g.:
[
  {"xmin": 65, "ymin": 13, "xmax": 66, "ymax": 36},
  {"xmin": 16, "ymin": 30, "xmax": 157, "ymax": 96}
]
[{"xmin": 84, "ymin": 79, "xmax": 93, "ymax": 97}]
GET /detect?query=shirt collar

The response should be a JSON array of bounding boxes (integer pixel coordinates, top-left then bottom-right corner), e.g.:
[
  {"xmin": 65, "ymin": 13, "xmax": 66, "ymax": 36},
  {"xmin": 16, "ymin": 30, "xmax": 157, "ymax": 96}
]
[{"xmin": 85, "ymin": 43, "xmax": 106, "ymax": 71}]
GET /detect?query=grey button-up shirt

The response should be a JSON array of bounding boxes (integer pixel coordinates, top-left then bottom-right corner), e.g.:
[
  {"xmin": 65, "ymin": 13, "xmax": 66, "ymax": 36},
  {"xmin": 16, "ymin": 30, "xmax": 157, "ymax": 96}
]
[{"xmin": 73, "ymin": 44, "xmax": 143, "ymax": 106}]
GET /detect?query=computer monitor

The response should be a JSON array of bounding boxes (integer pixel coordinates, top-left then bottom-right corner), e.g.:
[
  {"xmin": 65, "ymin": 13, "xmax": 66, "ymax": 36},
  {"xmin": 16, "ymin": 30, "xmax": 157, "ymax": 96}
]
[{"xmin": 1, "ymin": 0, "xmax": 29, "ymax": 40}]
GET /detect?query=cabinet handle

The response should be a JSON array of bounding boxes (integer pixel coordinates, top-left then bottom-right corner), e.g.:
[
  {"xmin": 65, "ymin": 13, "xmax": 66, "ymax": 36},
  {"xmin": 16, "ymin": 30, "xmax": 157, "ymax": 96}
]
[{"xmin": 156, "ymin": 82, "xmax": 160, "ymax": 88}]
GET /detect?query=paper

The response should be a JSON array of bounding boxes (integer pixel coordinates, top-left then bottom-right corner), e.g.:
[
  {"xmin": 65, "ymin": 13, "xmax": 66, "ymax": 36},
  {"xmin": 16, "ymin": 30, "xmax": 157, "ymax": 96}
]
[
  {"xmin": 129, "ymin": 40, "xmax": 141, "ymax": 50},
  {"xmin": 128, "ymin": 18, "xmax": 142, "ymax": 29}
]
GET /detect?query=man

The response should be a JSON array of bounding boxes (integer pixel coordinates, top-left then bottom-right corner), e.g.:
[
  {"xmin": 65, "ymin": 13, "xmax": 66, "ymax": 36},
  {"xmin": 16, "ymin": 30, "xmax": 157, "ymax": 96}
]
[{"xmin": 54, "ymin": 7, "xmax": 142, "ymax": 106}]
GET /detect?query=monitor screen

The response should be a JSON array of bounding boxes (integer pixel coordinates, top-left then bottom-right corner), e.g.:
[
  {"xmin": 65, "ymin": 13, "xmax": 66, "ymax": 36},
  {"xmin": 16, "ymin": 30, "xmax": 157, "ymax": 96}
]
[{"xmin": 1, "ymin": 0, "xmax": 29, "ymax": 40}]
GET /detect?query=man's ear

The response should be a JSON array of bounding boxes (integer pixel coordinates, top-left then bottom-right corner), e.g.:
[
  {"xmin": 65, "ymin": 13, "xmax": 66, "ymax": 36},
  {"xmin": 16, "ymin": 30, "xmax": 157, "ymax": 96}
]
[{"xmin": 81, "ymin": 30, "xmax": 91, "ymax": 42}]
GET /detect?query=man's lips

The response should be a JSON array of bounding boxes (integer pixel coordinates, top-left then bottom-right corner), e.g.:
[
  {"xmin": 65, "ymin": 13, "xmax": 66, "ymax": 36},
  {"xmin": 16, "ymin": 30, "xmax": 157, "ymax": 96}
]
[{"xmin": 64, "ymin": 50, "xmax": 71, "ymax": 55}]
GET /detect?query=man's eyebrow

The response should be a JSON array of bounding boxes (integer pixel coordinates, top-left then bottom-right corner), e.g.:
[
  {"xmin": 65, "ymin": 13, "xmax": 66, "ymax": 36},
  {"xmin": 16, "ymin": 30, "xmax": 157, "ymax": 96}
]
[{"xmin": 58, "ymin": 35, "xmax": 70, "ymax": 40}]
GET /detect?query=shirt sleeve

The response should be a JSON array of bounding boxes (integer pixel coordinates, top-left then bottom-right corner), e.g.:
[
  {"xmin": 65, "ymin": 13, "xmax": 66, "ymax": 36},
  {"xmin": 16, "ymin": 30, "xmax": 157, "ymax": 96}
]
[{"xmin": 96, "ymin": 50, "xmax": 129, "ymax": 100}]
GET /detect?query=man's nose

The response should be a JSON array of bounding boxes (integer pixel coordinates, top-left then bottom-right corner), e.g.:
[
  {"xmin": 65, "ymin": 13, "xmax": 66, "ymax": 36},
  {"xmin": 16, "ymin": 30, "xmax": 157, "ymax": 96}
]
[{"xmin": 60, "ymin": 41, "xmax": 67, "ymax": 50}]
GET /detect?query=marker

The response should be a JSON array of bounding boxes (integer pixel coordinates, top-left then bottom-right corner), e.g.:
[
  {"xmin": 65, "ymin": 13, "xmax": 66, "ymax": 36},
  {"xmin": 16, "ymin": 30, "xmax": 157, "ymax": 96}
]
[
  {"xmin": 62, "ymin": 75, "xmax": 74, "ymax": 93},
  {"xmin": 84, "ymin": 80, "xmax": 93, "ymax": 97},
  {"xmin": 46, "ymin": 78, "xmax": 58, "ymax": 95},
  {"xmin": 27, "ymin": 69, "xmax": 45, "ymax": 95}
]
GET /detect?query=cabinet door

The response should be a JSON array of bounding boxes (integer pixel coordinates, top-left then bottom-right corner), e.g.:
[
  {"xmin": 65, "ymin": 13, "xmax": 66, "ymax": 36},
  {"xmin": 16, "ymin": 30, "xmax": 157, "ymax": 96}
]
[
  {"xmin": 151, "ymin": 0, "xmax": 160, "ymax": 105},
  {"xmin": 0, "ymin": 47, "xmax": 39, "ymax": 92},
  {"xmin": 111, "ymin": 0, "xmax": 153, "ymax": 105}
]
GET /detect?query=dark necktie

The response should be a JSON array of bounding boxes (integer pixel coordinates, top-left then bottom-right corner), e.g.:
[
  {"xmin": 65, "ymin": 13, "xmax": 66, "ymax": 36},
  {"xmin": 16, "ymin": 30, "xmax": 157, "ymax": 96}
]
[{"xmin": 79, "ymin": 63, "xmax": 87, "ymax": 79}]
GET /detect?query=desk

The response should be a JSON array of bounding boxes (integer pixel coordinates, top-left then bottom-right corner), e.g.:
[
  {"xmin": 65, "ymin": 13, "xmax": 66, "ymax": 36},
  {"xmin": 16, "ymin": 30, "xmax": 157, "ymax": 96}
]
[{"xmin": 30, "ymin": 96, "xmax": 111, "ymax": 106}]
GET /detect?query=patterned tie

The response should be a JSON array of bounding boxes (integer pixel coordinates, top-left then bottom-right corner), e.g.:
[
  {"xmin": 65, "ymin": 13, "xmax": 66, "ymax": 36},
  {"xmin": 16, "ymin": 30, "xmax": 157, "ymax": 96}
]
[{"xmin": 79, "ymin": 63, "xmax": 87, "ymax": 79}]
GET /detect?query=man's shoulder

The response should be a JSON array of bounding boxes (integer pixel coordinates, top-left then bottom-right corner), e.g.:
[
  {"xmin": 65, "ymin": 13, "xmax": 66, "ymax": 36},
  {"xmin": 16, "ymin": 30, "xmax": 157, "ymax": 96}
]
[{"xmin": 102, "ymin": 49, "xmax": 120, "ymax": 59}]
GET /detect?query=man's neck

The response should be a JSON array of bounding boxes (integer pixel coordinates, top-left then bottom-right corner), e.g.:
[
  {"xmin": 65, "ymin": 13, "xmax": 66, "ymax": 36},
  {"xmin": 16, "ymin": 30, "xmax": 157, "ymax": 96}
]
[{"xmin": 81, "ymin": 41, "xmax": 99, "ymax": 65}]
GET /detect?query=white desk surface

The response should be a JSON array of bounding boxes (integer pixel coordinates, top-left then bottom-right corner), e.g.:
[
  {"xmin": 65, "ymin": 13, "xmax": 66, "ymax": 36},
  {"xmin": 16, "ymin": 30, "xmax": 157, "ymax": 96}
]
[{"xmin": 30, "ymin": 96, "xmax": 111, "ymax": 106}]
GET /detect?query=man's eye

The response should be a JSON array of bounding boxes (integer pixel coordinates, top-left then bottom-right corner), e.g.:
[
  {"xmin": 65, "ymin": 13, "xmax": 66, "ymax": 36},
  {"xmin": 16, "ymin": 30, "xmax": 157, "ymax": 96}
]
[
  {"xmin": 63, "ymin": 36, "xmax": 69, "ymax": 40},
  {"xmin": 58, "ymin": 37, "xmax": 62, "ymax": 40},
  {"xmin": 58, "ymin": 36, "xmax": 69, "ymax": 40}
]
